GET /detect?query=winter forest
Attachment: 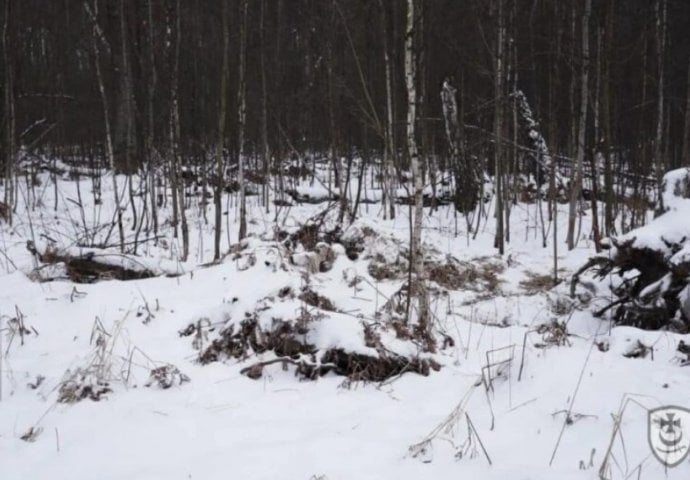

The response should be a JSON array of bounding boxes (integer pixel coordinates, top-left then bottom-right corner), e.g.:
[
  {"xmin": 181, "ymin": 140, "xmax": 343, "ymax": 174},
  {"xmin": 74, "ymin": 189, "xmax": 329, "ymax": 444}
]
[{"xmin": 2, "ymin": 0, "xmax": 690, "ymax": 478}]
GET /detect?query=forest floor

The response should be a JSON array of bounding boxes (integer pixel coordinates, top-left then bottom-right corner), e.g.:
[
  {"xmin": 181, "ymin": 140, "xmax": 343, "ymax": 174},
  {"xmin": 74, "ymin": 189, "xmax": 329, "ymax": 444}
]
[{"xmin": 0, "ymin": 168, "xmax": 688, "ymax": 480}]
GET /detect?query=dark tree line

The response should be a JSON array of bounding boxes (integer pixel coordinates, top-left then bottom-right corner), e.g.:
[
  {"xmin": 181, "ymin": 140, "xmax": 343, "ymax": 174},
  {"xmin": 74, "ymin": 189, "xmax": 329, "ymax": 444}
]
[{"xmin": 2, "ymin": 0, "xmax": 690, "ymax": 243}]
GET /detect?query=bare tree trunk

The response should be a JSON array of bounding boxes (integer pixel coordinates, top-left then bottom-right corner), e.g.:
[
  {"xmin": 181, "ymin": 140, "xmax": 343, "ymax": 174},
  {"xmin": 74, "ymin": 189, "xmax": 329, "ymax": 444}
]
[
  {"xmin": 683, "ymin": 55, "xmax": 690, "ymax": 166},
  {"xmin": 494, "ymin": 0, "xmax": 506, "ymax": 255},
  {"xmin": 2, "ymin": 0, "xmax": 14, "ymax": 224},
  {"xmin": 87, "ymin": 0, "xmax": 124, "ymax": 252},
  {"xmin": 566, "ymin": 0, "xmax": 591, "ymax": 250},
  {"xmin": 214, "ymin": 0, "xmax": 229, "ymax": 261},
  {"xmin": 260, "ymin": 0, "xmax": 270, "ymax": 214},
  {"xmin": 378, "ymin": 0, "xmax": 396, "ymax": 220},
  {"xmin": 654, "ymin": 0, "xmax": 667, "ymax": 214},
  {"xmin": 603, "ymin": 0, "xmax": 615, "ymax": 236},
  {"xmin": 681, "ymin": 56, "xmax": 690, "ymax": 167},
  {"xmin": 170, "ymin": 0, "xmax": 188, "ymax": 261},
  {"xmin": 590, "ymin": 25, "xmax": 602, "ymax": 252},
  {"xmin": 237, "ymin": 0, "xmax": 248, "ymax": 242},
  {"xmin": 146, "ymin": 0, "xmax": 158, "ymax": 240},
  {"xmin": 119, "ymin": 0, "xmax": 137, "ymax": 232},
  {"xmin": 405, "ymin": 0, "xmax": 431, "ymax": 350},
  {"xmin": 327, "ymin": 8, "xmax": 348, "ymax": 225}
]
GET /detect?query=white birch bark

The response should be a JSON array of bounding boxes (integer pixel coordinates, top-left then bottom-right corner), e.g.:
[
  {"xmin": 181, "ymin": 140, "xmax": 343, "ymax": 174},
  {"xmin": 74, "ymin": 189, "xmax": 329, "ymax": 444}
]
[{"xmin": 405, "ymin": 0, "xmax": 430, "ymax": 346}]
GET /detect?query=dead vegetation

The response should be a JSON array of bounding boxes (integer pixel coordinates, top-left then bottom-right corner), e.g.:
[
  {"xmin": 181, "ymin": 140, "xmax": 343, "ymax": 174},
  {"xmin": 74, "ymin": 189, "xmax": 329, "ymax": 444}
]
[
  {"xmin": 298, "ymin": 287, "xmax": 336, "ymax": 311},
  {"xmin": 194, "ymin": 214, "xmax": 446, "ymax": 382},
  {"xmin": 27, "ymin": 241, "xmax": 178, "ymax": 283},
  {"xmin": 57, "ymin": 370, "xmax": 113, "ymax": 403},
  {"xmin": 534, "ymin": 320, "xmax": 572, "ymax": 348},
  {"xmin": 145, "ymin": 364, "xmax": 190, "ymax": 389},
  {"xmin": 198, "ymin": 295, "xmax": 440, "ymax": 382},
  {"xmin": 519, "ymin": 270, "xmax": 557, "ymax": 293},
  {"xmin": 426, "ymin": 256, "xmax": 504, "ymax": 292}
]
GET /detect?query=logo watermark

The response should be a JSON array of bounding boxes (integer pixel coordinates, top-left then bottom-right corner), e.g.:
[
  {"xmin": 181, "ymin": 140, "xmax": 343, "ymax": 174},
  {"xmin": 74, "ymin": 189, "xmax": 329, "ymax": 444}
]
[{"xmin": 648, "ymin": 405, "xmax": 690, "ymax": 468}]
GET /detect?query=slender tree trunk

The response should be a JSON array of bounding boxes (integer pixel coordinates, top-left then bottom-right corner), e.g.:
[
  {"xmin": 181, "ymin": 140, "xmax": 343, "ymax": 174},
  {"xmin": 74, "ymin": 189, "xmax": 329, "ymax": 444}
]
[
  {"xmin": 603, "ymin": 0, "xmax": 615, "ymax": 236},
  {"xmin": 679, "ymin": 55, "xmax": 690, "ymax": 165},
  {"xmin": 87, "ymin": 0, "xmax": 124, "ymax": 252},
  {"xmin": 590, "ymin": 25, "xmax": 602, "ymax": 252},
  {"xmin": 494, "ymin": 0, "xmax": 506, "ymax": 255},
  {"xmin": 566, "ymin": 0, "xmax": 591, "ymax": 250},
  {"xmin": 119, "ymin": 0, "xmax": 137, "ymax": 232},
  {"xmin": 405, "ymin": 0, "xmax": 431, "ymax": 350},
  {"xmin": 379, "ymin": 0, "xmax": 396, "ymax": 220},
  {"xmin": 146, "ymin": 0, "xmax": 158, "ymax": 240},
  {"xmin": 170, "ymin": 0, "xmax": 188, "ymax": 261},
  {"xmin": 2, "ymin": 0, "xmax": 14, "ymax": 224},
  {"xmin": 214, "ymin": 0, "xmax": 230, "ymax": 260},
  {"xmin": 237, "ymin": 0, "xmax": 248, "ymax": 242},
  {"xmin": 260, "ymin": 0, "xmax": 270, "ymax": 214},
  {"xmin": 654, "ymin": 0, "xmax": 667, "ymax": 214}
]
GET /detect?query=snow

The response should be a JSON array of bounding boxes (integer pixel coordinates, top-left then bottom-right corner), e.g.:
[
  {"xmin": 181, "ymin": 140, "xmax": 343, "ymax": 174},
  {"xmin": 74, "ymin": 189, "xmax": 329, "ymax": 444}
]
[
  {"xmin": 615, "ymin": 168, "xmax": 690, "ymax": 256},
  {"xmin": 1, "ymin": 166, "xmax": 690, "ymax": 479}
]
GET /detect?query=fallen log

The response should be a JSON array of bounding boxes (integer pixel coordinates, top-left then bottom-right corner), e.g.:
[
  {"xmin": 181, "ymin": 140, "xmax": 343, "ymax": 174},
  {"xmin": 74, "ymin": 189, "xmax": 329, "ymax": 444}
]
[{"xmin": 27, "ymin": 241, "xmax": 181, "ymax": 283}]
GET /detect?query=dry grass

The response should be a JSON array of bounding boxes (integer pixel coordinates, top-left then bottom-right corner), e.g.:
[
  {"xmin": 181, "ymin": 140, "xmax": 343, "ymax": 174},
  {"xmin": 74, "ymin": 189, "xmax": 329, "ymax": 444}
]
[
  {"xmin": 298, "ymin": 287, "xmax": 336, "ymax": 311},
  {"xmin": 427, "ymin": 256, "xmax": 504, "ymax": 293},
  {"xmin": 519, "ymin": 270, "xmax": 558, "ymax": 293}
]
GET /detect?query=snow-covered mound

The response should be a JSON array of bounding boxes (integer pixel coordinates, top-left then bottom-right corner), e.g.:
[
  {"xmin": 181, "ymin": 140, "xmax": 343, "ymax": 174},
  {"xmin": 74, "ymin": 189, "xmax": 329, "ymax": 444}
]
[{"xmin": 573, "ymin": 168, "xmax": 690, "ymax": 331}]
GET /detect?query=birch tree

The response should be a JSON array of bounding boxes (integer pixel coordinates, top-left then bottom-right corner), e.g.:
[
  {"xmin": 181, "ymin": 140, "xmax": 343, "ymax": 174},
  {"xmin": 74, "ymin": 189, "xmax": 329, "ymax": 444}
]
[{"xmin": 405, "ymin": 0, "xmax": 431, "ymax": 349}]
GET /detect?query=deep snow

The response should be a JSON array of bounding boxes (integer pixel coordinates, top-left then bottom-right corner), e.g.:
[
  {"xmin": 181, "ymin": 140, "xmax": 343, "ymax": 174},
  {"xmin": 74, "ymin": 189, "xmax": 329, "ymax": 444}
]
[{"xmin": 1, "ymin": 168, "xmax": 689, "ymax": 480}]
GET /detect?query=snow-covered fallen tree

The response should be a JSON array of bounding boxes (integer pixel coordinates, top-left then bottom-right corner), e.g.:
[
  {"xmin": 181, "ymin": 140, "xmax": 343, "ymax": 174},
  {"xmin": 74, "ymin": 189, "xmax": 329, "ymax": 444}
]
[
  {"xmin": 27, "ymin": 241, "xmax": 183, "ymax": 283},
  {"xmin": 572, "ymin": 167, "xmax": 690, "ymax": 331}
]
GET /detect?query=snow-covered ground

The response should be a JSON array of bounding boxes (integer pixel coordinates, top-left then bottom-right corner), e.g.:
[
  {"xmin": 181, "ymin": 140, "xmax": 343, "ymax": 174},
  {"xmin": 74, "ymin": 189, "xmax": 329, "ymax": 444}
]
[{"xmin": 1, "ymin": 168, "xmax": 689, "ymax": 479}]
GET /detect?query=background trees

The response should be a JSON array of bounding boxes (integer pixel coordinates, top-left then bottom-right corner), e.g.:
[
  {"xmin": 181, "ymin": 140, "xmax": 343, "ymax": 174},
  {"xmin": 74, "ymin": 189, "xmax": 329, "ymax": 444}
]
[{"xmin": 2, "ymin": 0, "xmax": 690, "ymax": 244}]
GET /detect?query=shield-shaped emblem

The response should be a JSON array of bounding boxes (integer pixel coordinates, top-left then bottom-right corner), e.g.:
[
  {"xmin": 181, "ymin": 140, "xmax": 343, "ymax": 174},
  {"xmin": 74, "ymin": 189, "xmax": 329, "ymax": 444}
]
[{"xmin": 648, "ymin": 405, "xmax": 690, "ymax": 468}]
